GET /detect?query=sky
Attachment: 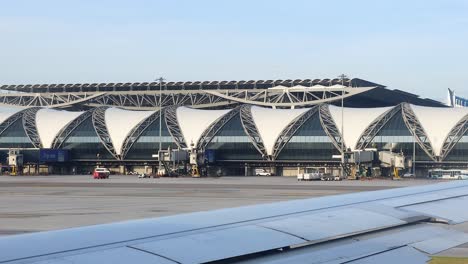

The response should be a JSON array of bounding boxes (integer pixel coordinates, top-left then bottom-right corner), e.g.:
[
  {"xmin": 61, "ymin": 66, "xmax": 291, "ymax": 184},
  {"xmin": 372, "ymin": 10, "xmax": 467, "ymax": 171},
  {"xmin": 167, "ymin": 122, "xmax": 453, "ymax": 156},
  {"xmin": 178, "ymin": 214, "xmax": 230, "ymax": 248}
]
[{"xmin": 0, "ymin": 0, "xmax": 467, "ymax": 101}]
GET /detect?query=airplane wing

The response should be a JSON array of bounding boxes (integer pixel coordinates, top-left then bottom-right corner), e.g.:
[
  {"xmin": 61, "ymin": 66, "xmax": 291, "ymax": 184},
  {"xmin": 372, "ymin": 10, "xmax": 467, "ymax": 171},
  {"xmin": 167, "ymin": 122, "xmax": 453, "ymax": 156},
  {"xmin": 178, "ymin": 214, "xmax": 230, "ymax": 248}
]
[{"xmin": 1, "ymin": 180, "xmax": 468, "ymax": 263}]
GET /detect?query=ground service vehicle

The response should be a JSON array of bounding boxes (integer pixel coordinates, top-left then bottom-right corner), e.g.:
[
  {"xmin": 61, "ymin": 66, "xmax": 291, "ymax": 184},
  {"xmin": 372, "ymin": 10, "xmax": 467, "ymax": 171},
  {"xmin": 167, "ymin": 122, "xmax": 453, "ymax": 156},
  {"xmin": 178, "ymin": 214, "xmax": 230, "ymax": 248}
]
[
  {"xmin": 297, "ymin": 167, "xmax": 323, "ymax": 181},
  {"xmin": 403, "ymin": 172, "xmax": 415, "ymax": 178},
  {"xmin": 429, "ymin": 169, "xmax": 468, "ymax": 180},
  {"xmin": 93, "ymin": 168, "xmax": 110, "ymax": 179},
  {"xmin": 255, "ymin": 169, "xmax": 272, "ymax": 176},
  {"xmin": 321, "ymin": 174, "xmax": 343, "ymax": 181}
]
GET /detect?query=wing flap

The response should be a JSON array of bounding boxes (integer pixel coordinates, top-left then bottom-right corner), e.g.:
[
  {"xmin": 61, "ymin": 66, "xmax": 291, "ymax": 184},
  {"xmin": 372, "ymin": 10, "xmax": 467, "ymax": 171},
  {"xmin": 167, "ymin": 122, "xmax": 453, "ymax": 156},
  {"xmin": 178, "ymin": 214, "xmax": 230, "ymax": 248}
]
[
  {"xmin": 410, "ymin": 231, "xmax": 468, "ymax": 254},
  {"xmin": 31, "ymin": 247, "xmax": 177, "ymax": 264},
  {"xmin": 257, "ymin": 208, "xmax": 406, "ymax": 242},
  {"xmin": 235, "ymin": 225, "xmax": 457, "ymax": 264},
  {"xmin": 131, "ymin": 225, "xmax": 306, "ymax": 264},
  {"xmin": 401, "ymin": 196, "xmax": 468, "ymax": 224},
  {"xmin": 345, "ymin": 246, "xmax": 430, "ymax": 264},
  {"xmin": 354, "ymin": 203, "xmax": 429, "ymax": 222}
]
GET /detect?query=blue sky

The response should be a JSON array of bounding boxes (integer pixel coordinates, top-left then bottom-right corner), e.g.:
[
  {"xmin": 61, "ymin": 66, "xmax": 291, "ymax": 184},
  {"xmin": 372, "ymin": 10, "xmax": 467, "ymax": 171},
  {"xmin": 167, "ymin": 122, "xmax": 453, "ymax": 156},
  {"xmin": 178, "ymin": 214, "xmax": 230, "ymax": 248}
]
[{"xmin": 1, "ymin": 0, "xmax": 467, "ymax": 101}]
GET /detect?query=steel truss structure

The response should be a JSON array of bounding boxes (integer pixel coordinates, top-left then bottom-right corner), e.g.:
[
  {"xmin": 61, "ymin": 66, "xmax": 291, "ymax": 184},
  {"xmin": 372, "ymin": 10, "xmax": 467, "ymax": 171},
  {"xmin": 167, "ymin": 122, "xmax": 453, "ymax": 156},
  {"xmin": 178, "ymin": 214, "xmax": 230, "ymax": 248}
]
[
  {"xmin": 51, "ymin": 110, "xmax": 94, "ymax": 149},
  {"xmin": 197, "ymin": 106, "xmax": 241, "ymax": 151},
  {"xmin": 271, "ymin": 106, "xmax": 319, "ymax": 159},
  {"xmin": 354, "ymin": 103, "xmax": 441, "ymax": 161},
  {"xmin": 0, "ymin": 109, "xmax": 27, "ymax": 137},
  {"xmin": 164, "ymin": 106, "xmax": 187, "ymax": 149},
  {"xmin": 0, "ymin": 103, "xmax": 465, "ymax": 164},
  {"xmin": 0, "ymin": 93, "xmax": 104, "ymax": 108},
  {"xmin": 0, "ymin": 91, "xmax": 231, "ymax": 109},
  {"xmin": 440, "ymin": 114, "xmax": 468, "ymax": 160},
  {"xmin": 240, "ymin": 105, "xmax": 268, "ymax": 159},
  {"xmin": 319, "ymin": 104, "xmax": 345, "ymax": 153},
  {"xmin": 0, "ymin": 79, "xmax": 377, "ymax": 110},
  {"xmin": 22, "ymin": 107, "xmax": 42, "ymax": 148},
  {"xmin": 1, "ymin": 78, "xmax": 358, "ymax": 93},
  {"xmin": 0, "ymin": 87, "xmax": 374, "ymax": 109},
  {"xmin": 89, "ymin": 92, "xmax": 230, "ymax": 110},
  {"xmin": 120, "ymin": 111, "xmax": 161, "ymax": 159},
  {"xmin": 355, "ymin": 104, "xmax": 402, "ymax": 150},
  {"xmin": 92, "ymin": 106, "xmax": 119, "ymax": 160},
  {"xmin": 203, "ymin": 86, "xmax": 374, "ymax": 108},
  {"xmin": 401, "ymin": 103, "xmax": 437, "ymax": 161}
]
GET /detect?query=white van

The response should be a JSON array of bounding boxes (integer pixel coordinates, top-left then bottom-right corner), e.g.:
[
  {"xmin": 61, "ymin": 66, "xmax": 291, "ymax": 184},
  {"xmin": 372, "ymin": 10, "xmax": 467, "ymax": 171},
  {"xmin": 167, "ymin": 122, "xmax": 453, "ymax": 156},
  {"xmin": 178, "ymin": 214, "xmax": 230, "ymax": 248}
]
[{"xmin": 255, "ymin": 169, "xmax": 272, "ymax": 176}]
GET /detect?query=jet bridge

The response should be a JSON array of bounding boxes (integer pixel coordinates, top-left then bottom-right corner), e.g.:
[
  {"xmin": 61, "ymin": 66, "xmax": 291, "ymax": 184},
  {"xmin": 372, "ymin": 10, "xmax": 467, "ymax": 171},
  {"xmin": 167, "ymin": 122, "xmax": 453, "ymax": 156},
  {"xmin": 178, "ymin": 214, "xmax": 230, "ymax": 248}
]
[{"xmin": 344, "ymin": 149, "xmax": 406, "ymax": 179}]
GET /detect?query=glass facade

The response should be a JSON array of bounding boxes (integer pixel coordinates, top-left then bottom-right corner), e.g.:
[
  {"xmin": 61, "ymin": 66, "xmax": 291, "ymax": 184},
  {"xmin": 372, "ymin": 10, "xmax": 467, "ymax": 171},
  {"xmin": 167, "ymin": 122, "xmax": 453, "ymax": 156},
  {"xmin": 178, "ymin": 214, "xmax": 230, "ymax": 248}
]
[
  {"xmin": 0, "ymin": 119, "xmax": 38, "ymax": 163},
  {"xmin": 445, "ymin": 129, "xmax": 468, "ymax": 161},
  {"xmin": 0, "ymin": 107, "xmax": 464, "ymax": 165},
  {"xmin": 206, "ymin": 115, "xmax": 263, "ymax": 160},
  {"xmin": 277, "ymin": 113, "xmax": 340, "ymax": 160},
  {"xmin": 0, "ymin": 119, "xmax": 34, "ymax": 149},
  {"xmin": 125, "ymin": 115, "xmax": 177, "ymax": 160},
  {"xmin": 61, "ymin": 117, "xmax": 115, "ymax": 160},
  {"xmin": 370, "ymin": 113, "xmax": 431, "ymax": 161}
]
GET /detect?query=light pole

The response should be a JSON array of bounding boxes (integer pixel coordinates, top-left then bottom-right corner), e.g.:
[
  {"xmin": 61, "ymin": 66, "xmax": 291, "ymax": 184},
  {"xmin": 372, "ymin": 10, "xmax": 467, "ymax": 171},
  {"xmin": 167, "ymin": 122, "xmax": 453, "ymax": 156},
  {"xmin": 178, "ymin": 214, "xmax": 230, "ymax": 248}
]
[
  {"xmin": 338, "ymin": 74, "xmax": 347, "ymax": 176},
  {"xmin": 156, "ymin": 77, "xmax": 164, "ymax": 175}
]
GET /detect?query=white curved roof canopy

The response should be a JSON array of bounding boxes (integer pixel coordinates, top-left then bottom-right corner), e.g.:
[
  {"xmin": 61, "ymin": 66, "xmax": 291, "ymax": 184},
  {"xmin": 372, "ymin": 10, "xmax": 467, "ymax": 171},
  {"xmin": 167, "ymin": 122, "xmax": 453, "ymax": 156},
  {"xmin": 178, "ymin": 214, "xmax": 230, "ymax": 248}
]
[
  {"xmin": 250, "ymin": 106, "xmax": 309, "ymax": 156},
  {"xmin": 105, "ymin": 108, "xmax": 156, "ymax": 155},
  {"xmin": 0, "ymin": 104, "xmax": 464, "ymax": 161},
  {"xmin": 410, "ymin": 105, "xmax": 468, "ymax": 156},
  {"xmin": 328, "ymin": 105, "xmax": 393, "ymax": 150},
  {"xmin": 36, "ymin": 108, "xmax": 84, "ymax": 148},
  {"xmin": 0, "ymin": 106, "xmax": 25, "ymax": 125},
  {"xmin": 176, "ymin": 107, "xmax": 232, "ymax": 147}
]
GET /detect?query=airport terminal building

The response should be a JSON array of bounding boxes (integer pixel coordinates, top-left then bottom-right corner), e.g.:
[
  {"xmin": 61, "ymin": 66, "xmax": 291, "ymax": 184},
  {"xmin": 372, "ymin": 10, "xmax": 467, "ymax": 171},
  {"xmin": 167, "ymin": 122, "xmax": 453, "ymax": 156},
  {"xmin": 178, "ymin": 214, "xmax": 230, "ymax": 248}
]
[{"xmin": 0, "ymin": 78, "xmax": 466, "ymax": 176}]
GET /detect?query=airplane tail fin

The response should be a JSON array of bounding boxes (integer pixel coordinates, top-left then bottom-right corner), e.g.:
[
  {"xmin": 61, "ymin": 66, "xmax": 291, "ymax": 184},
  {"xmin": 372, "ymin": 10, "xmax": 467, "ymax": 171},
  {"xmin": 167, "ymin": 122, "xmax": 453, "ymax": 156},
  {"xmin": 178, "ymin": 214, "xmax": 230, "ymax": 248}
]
[{"xmin": 447, "ymin": 88, "xmax": 455, "ymax": 107}]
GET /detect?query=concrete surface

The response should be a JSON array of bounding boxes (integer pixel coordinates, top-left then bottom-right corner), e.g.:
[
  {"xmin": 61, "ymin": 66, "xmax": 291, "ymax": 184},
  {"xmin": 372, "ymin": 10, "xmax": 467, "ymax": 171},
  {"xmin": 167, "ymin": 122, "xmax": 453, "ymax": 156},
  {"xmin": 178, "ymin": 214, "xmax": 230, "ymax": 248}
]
[
  {"xmin": 0, "ymin": 175, "xmax": 433, "ymax": 235},
  {"xmin": 0, "ymin": 175, "xmax": 466, "ymax": 258}
]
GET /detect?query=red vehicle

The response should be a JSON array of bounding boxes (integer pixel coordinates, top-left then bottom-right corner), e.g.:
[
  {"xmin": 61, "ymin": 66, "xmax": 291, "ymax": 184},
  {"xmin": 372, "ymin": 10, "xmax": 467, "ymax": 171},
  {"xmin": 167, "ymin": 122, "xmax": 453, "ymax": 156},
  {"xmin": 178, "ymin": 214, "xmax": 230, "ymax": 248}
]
[{"xmin": 93, "ymin": 168, "xmax": 110, "ymax": 179}]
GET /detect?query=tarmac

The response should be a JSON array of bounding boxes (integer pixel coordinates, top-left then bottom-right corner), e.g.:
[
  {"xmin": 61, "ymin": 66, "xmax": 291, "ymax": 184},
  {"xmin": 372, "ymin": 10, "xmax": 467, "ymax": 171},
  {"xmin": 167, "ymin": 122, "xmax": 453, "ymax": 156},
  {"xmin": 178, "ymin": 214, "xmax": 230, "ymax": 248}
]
[
  {"xmin": 0, "ymin": 175, "xmax": 433, "ymax": 235},
  {"xmin": 1, "ymin": 175, "xmax": 466, "ymax": 258}
]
